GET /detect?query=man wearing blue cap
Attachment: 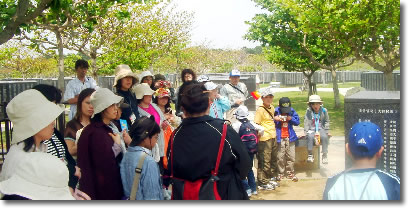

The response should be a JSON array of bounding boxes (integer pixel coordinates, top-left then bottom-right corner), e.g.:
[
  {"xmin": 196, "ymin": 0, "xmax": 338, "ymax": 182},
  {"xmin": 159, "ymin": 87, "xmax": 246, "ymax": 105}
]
[
  {"xmin": 323, "ymin": 122, "xmax": 400, "ymax": 200},
  {"xmin": 220, "ymin": 69, "xmax": 248, "ymax": 122}
]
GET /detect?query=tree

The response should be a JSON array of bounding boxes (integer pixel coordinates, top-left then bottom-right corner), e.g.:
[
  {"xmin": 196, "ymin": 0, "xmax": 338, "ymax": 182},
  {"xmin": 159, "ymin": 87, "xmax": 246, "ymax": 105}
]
[
  {"xmin": 0, "ymin": 0, "xmax": 53, "ymax": 45},
  {"xmin": 16, "ymin": 0, "xmax": 145, "ymax": 93},
  {"xmin": 347, "ymin": 0, "xmax": 400, "ymax": 90},
  {"xmin": 246, "ymin": 0, "xmax": 355, "ymax": 108},
  {"xmin": 264, "ymin": 45, "xmax": 319, "ymax": 96},
  {"xmin": 97, "ymin": 1, "xmax": 193, "ymax": 75},
  {"xmin": 0, "ymin": 41, "xmax": 57, "ymax": 79}
]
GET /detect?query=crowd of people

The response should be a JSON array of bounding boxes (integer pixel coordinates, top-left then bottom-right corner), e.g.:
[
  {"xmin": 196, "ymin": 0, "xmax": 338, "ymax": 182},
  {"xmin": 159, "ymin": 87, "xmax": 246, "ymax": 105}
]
[{"xmin": 0, "ymin": 59, "xmax": 400, "ymax": 200}]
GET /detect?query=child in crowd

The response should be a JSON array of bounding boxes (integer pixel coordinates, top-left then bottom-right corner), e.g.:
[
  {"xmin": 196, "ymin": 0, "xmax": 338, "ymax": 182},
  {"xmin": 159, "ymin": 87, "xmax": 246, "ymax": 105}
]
[
  {"xmin": 254, "ymin": 87, "xmax": 278, "ymax": 190},
  {"xmin": 232, "ymin": 106, "xmax": 264, "ymax": 197},
  {"xmin": 204, "ymin": 81, "xmax": 231, "ymax": 120},
  {"xmin": 323, "ymin": 122, "xmax": 400, "ymax": 200},
  {"xmin": 120, "ymin": 116, "xmax": 164, "ymax": 200},
  {"xmin": 304, "ymin": 95, "xmax": 330, "ymax": 164},
  {"xmin": 274, "ymin": 97, "xmax": 300, "ymax": 182}
]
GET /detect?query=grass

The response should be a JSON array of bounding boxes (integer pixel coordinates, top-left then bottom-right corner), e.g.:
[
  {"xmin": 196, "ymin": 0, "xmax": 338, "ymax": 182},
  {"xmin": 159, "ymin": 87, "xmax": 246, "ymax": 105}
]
[
  {"xmin": 260, "ymin": 82, "xmax": 361, "ymax": 89},
  {"xmin": 271, "ymin": 91, "xmax": 345, "ymax": 136}
]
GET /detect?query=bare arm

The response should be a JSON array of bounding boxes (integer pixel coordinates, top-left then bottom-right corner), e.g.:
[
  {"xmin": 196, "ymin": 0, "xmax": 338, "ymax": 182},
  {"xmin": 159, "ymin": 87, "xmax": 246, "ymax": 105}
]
[{"xmin": 65, "ymin": 139, "xmax": 77, "ymax": 156}]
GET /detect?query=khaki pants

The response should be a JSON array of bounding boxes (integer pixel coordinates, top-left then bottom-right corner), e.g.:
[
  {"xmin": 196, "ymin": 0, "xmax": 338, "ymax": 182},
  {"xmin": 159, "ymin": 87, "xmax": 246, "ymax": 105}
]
[
  {"xmin": 257, "ymin": 138, "xmax": 278, "ymax": 185},
  {"xmin": 277, "ymin": 138, "xmax": 295, "ymax": 174}
]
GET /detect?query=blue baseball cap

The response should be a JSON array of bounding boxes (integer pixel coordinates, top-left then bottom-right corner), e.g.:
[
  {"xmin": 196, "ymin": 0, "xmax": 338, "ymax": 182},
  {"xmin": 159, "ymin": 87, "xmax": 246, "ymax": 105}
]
[{"xmin": 348, "ymin": 122, "xmax": 383, "ymax": 158}]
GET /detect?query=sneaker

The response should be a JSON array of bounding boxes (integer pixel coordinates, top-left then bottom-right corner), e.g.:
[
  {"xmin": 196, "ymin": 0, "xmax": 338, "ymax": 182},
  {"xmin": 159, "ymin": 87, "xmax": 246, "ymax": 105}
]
[
  {"xmin": 322, "ymin": 155, "xmax": 328, "ymax": 164},
  {"xmin": 287, "ymin": 171, "xmax": 298, "ymax": 182},
  {"xmin": 252, "ymin": 190, "xmax": 258, "ymax": 195},
  {"xmin": 258, "ymin": 184, "xmax": 275, "ymax": 190},
  {"xmin": 269, "ymin": 180, "xmax": 280, "ymax": 187},
  {"xmin": 246, "ymin": 189, "xmax": 252, "ymax": 197},
  {"xmin": 307, "ymin": 154, "xmax": 314, "ymax": 163}
]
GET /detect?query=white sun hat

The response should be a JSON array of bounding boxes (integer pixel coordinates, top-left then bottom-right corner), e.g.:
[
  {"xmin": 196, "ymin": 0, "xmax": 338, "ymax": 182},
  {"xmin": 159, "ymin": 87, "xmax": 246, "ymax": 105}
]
[
  {"xmin": 139, "ymin": 71, "xmax": 154, "ymax": 83},
  {"xmin": 234, "ymin": 105, "xmax": 249, "ymax": 119},
  {"xmin": 308, "ymin": 94, "xmax": 323, "ymax": 103},
  {"xmin": 133, "ymin": 83, "xmax": 155, "ymax": 99},
  {"xmin": 259, "ymin": 87, "xmax": 274, "ymax": 97},
  {"xmin": 0, "ymin": 152, "xmax": 74, "ymax": 200},
  {"xmin": 90, "ymin": 88, "xmax": 123, "ymax": 117},
  {"xmin": 6, "ymin": 89, "xmax": 64, "ymax": 144},
  {"xmin": 204, "ymin": 81, "xmax": 218, "ymax": 91},
  {"xmin": 113, "ymin": 64, "xmax": 138, "ymax": 87}
]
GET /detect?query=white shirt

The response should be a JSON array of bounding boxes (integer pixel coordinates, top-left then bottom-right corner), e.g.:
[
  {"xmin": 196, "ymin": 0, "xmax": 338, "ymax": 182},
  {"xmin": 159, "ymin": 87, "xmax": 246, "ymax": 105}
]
[{"xmin": 63, "ymin": 77, "xmax": 98, "ymax": 121}]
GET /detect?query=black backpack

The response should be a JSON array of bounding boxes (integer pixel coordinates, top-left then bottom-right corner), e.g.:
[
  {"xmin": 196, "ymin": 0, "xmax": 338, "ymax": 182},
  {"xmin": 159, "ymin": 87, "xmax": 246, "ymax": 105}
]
[{"xmin": 238, "ymin": 119, "xmax": 258, "ymax": 153}]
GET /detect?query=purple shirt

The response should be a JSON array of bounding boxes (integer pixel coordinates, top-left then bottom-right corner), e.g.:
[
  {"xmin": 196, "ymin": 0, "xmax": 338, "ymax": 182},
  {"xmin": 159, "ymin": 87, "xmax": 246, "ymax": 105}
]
[{"xmin": 77, "ymin": 121, "xmax": 124, "ymax": 200}]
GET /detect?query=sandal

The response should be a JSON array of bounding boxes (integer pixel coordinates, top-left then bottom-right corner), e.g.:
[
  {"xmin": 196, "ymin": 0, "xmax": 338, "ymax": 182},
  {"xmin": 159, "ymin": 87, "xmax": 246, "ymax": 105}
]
[{"xmin": 287, "ymin": 171, "xmax": 298, "ymax": 182}]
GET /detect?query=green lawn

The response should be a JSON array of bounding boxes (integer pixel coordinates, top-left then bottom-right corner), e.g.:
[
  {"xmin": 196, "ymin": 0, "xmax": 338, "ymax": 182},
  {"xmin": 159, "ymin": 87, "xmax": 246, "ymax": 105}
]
[
  {"xmin": 260, "ymin": 82, "xmax": 361, "ymax": 89},
  {"xmin": 271, "ymin": 91, "xmax": 345, "ymax": 136}
]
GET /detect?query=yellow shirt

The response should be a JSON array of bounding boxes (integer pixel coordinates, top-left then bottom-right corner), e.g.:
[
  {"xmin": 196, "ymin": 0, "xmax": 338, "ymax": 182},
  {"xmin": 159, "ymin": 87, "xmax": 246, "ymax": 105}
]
[{"xmin": 254, "ymin": 105, "xmax": 276, "ymax": 141}]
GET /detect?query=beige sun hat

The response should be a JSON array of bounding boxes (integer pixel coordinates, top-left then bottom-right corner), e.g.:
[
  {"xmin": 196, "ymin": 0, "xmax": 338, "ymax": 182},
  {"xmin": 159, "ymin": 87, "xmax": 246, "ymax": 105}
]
[
  {"xmin": 139, "ymin": 71, "xmax": 153, "ymax": 83},
  {"xmin": 6, "ymin": 89, "xmax": 64, "ymax": 144},
  {"xmin": 90, "ymin": 88, "xmax": 123, "ymax": 117},
  {"xmin": 0, "ymin": 152, "xmax": 74, "ymax": 200},
  {"xmin": 308, "ymin": 94, "xmax": 323, "ymax": 103},
  {"xmin": 133, "ymin": 83, "xmax": 155, "ymax": 99},
  {"xmin": 113, "ymin": 64, "xmax": 139, "ymax": 87}
]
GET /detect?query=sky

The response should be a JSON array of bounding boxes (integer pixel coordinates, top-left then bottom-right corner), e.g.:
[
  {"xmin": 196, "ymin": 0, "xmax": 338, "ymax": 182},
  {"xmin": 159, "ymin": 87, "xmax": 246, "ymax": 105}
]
[{"xmin": 171, "ymin": 0, "xmax": 266, "ymax": 49}]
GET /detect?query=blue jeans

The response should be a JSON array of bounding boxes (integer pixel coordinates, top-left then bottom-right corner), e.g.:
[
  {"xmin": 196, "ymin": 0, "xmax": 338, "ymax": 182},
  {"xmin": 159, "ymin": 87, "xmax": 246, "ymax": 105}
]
[{"xmin": 242, "ymin": 153, "xmax": 256, "ymax": 192}]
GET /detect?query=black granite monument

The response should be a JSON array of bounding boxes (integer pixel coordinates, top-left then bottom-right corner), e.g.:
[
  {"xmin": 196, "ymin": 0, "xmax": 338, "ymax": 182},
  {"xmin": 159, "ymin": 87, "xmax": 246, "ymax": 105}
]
[{"xmin": 344, "ymin": 91, "xmax": 400, "ymax": 177}]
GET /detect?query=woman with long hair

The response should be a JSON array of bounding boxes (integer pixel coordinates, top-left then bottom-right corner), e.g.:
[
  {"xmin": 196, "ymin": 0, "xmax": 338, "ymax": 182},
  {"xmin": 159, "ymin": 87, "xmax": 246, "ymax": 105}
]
[
  {"xmin": 175, "ymin": 69, "xmax": 198, "ymax": 118},
  {"xmin": 77, "ymin": 88, "xmax": 125, "ymax": 200},
  {"xmin": 64, "ymin": 88, "xmax": 95, "ymax": 157}
]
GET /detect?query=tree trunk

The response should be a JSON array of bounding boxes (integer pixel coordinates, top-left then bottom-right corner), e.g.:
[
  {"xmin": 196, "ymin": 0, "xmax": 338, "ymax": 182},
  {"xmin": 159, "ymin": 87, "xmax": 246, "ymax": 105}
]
[
  {"xmin": 331, "ymin": 68, "xmax": 341, "ymax": 108},
  {"xmin": 90, "ymin": 57, "xmax": 98, "ymax": 83},
  {"xmin": 384, "ymin": 70, "xmax": 395, "ymax": 91},
  {"xmin": 322, "ymin": 70, "xmax": 326, "ymax": 86},
  {"xmin": 55, "ymin": 30, "xmax": 65, "ymax": 94},
  {"xmin": 307, "ymin": 73, "xmax": 314, "ymax": 97}
]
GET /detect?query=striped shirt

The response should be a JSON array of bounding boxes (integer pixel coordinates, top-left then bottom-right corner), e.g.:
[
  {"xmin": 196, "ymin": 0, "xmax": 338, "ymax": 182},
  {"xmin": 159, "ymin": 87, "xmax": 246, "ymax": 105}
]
[{"xmin": 323, "ymin": 168, "xmax": 400, "ymax": 200}]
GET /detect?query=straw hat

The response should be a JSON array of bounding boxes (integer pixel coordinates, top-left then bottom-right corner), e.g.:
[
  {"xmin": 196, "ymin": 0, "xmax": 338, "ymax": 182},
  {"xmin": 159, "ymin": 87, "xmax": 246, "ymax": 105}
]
[
  {"xmin": 113, "ymin": 64, "xmax": 138, "ymax": 87},
  {"xmin": 308, "ymin": 95, "xmax": 323, "ymax": 103},
  {"xmin": 134, "ymin": 83, "xmax": 155, "ymax": 99},
  {"xmin": 90, "ymin": 88, "xmax": 123, "ymax": 117},
  {"xmin": 0, "ymin": 152, "xmax": 74, "ymax": 200},
  {"xmin": 139, "ymin": 71, "xmax": 153, "ymax": 83},
  {"xmin": 6, "ymin": 89, "xmax": 64, "ymax": 144}
]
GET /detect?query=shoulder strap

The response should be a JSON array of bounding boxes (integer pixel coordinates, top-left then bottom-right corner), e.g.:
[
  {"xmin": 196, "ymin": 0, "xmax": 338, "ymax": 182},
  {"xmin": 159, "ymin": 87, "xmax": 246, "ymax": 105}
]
[
  {"xmin": 260, "ymin": 106, "xmax": 274, "ymax": 119},
  {"xmin": 212, "ymin": 123, "xmax": 227, "ymax": 176},
  {"xmin": 228, "ymin": 83, "xmax": 245, "ymax": 96},
  {"xmin": 129, "ymin": 153, "xmax": 148, "ymax": 200}
]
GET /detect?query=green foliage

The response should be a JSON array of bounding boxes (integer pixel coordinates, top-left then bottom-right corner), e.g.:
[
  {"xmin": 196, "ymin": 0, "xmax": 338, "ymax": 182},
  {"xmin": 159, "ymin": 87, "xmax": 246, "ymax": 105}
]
[{"xmin": 0, "ymin": 43, "xmax": 58, "ymax": 79}]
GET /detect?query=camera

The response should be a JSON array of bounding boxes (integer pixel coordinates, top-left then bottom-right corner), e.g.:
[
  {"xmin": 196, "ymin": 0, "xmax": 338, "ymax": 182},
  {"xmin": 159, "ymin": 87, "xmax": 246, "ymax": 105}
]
[{"xmin": 279, "ymin": 115, "xmax": 287, "ymax": 121}]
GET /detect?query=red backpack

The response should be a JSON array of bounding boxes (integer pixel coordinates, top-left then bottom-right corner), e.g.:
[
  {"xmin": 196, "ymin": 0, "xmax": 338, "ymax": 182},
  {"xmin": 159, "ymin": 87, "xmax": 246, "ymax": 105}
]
[{"xmin": 170, "ymin": 123, "xmax": 227, "ymax": 200}]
